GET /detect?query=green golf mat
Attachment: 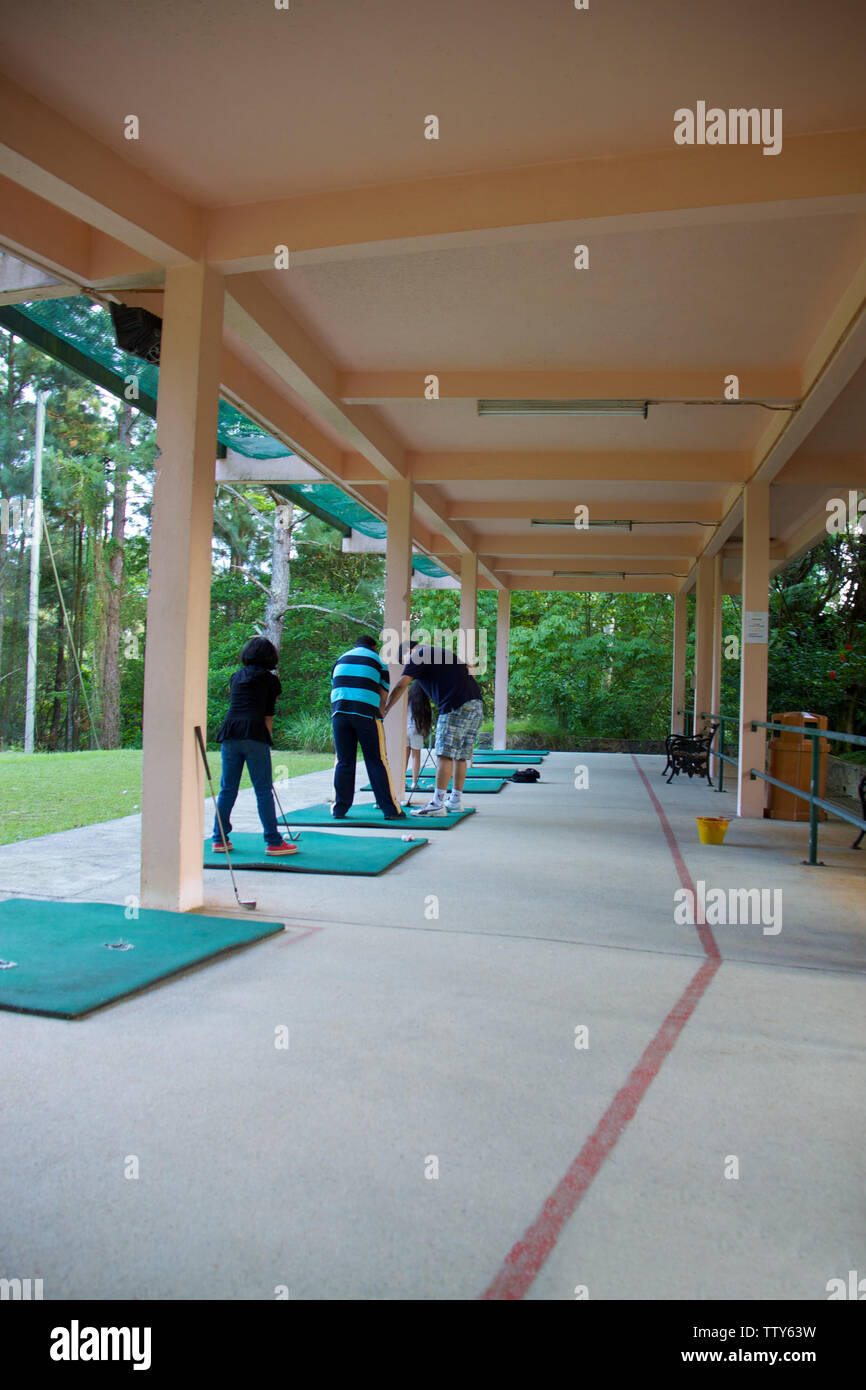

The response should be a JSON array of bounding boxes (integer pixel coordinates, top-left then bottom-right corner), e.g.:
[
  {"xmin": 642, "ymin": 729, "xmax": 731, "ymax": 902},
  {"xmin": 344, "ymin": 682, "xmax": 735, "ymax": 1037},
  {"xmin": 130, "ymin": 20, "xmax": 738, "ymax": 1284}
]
[
  {"xmin": 363, "ymin": 778, "xmax": 507, "ymax": 794},
  {"xmin": 483, "ymin": 748, "xmax": 549, "ymax": 756},
  {"xmin": 473, "ymin": 753, "xmax": 543, "ymax": 764},
  {"xmin": 276, "ymin": 804, "xmax": 473, "ymax": 831},
  {"xmin": 206, "ymin": 829, "xmax": 430, "ymax": 869},
  {"xmin": 397, "ymin": 760, "xmax": 512, "ymax": 780},
  {"xmin": 450, "ymin": 765, "xmax": 516, "ymax": 778},
  {"xmin": 371, "ymin": 764, "xmax": 513, "ymax": 780},
  {"xmin": 0, "ymin": 897, "xmax": 284, "ymax": 1020}
]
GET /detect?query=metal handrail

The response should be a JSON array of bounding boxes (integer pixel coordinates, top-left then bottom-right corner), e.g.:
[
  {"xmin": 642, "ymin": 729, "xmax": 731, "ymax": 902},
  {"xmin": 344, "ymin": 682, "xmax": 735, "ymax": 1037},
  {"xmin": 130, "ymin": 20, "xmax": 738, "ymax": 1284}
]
[
  {"xmin": 748, "ymin": 719, "xmax": 866, "ymax": 865},
  {"xmin": 700, "ymin": 711, "xmax": 739, "ymax": 794}
]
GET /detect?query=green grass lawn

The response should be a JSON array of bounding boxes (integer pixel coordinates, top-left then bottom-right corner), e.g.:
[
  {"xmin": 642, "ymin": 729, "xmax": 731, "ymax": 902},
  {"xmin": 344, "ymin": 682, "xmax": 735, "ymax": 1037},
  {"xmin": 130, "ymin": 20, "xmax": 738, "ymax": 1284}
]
[{"xmin": 0, "ymin": 749, "xmax": 334, "ymax": 845}]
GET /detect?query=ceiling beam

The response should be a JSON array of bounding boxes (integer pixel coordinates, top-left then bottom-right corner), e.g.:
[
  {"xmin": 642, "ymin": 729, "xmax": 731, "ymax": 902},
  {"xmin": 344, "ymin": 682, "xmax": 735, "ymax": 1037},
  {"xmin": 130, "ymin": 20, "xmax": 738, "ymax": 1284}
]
[
  {"xmin": 505, "ymin": 578, "xmax": 683, "ymax": 594},
  {"xmin": 0, "ymin": 73, "xmax": 201, "ymax": 266},
  {"xmin": 340, "ymin": 368, "xmax": 801, "ymax": 403},
  {"xmin": 407, "ymin": 452, "xmax": 750, "ymax": 484},
  {"xmin": 484, "ymin": 558, "xmax": 694, "ymax": 575},
  {"xmin": 446, "ymin": 499, "xmax": 723, "ymax": 523},
  {"xmin": 204, "ymin": 129, "xmax": 866, "ymax": 271},
  {"xmin": 220, "ymin": 276, "xmax": 501, "ymax": 585},
  {"xmin": 224, "ymin": 273, "xmax": 408, "ymax": 483},
  {"xmin": 775, "ymin": 452, "xmax": 866, "ymax": 486},
  {"xmin": 480, "ymin": 534, "xmax": 701, "ymax": 558}
]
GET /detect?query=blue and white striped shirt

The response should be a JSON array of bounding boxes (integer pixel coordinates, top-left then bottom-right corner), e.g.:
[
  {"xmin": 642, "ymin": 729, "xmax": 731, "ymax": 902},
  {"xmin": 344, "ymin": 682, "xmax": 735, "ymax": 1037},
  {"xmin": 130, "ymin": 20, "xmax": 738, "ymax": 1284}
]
[{"xmin": 331, "ymin": 644, "xmax": 389, "ymax": 719}]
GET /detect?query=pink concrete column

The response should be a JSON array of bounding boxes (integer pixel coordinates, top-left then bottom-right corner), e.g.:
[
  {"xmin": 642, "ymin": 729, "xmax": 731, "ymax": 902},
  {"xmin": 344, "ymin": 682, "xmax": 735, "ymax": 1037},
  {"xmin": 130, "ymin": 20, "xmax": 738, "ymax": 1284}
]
[
  {"xmin": 459, "ymin": 552, "xmax": 478, "ymax": 666},
  {"xmin": 141, "ymin": 264, "xmax": 223, "ymax": 911},
  {"xmin": 710, "ymin": 554, "xmax": 723, "ymax": 776},
  {"xmin": 693, "ymin": 555, "xmax": 714, "ymax": 732},
  {"xmin": 493, "ymin": 588, "xmax": 511, "ymax": 749},
  {"xmin": 383, "ymin": 478, "xmax": 413, "ymax": 783},
  {"xmin": 737, "ymin": 482, "xmax": 770, "ymax": 817},
  {"xmin": 670, "ymin": 589, "xmax": 688, "ymax": 733}
]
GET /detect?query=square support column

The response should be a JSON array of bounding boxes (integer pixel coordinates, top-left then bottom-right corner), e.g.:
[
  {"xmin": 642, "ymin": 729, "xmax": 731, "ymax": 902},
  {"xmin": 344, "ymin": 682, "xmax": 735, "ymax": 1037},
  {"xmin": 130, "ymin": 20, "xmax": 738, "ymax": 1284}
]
[
  {"xmin": 493, "ymin": 588, "xmax": 511, "ymax": 749},
  {"xmin": 693, "ymin": 555, "xmax": 714, "ymax": 731},
  {"xmin": 141, "ymin": 264, "xmax": 223, "ymax": 911},
  {"xmin": 459, "ymin": 552, "xmax": 478, "ymax": 667},
  {"xmin": 710, "ymin": 555, "xmax": 723, "ymax": 778},
  {"xmin": 737, "ymin": 482, "xmax": 770, "ymax": 818},
  {"xmin": 670, "ymin": 590, "xmax": 688, "ymax": 734},
  {"xmin": 383, "ymin": 478, "xmax": 413, "ymax": 781}
]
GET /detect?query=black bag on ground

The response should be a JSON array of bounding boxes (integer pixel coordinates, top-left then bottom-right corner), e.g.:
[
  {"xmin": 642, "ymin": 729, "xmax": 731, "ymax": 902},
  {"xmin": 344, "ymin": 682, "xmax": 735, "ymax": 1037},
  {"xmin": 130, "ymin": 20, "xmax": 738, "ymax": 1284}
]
[{"xmin": 510, "ymin": 767, "xmax": 540, "ymax": 782}]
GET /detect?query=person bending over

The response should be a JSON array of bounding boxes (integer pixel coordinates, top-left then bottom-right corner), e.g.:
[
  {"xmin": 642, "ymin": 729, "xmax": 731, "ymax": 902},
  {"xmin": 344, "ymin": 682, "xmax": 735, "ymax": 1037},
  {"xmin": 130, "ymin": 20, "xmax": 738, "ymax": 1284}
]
[
  {"xmin": 383, "ymin": 641, "xmax": 483, "ymax": 816},
  {"xmin": 211, "ymin": 636, "xmax": 297, "ymax": 856},
  {"xmin": 330, "ymin": 634, "xmax": 405, "ymax": 820}
]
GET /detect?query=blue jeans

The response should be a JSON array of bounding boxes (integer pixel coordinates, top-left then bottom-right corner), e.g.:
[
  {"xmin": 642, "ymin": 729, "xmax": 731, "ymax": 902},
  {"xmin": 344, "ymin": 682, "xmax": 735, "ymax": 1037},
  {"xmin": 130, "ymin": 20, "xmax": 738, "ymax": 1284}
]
[{"xmin": 213, "ymin": 738, "xmax": 282, "ymax": 846}]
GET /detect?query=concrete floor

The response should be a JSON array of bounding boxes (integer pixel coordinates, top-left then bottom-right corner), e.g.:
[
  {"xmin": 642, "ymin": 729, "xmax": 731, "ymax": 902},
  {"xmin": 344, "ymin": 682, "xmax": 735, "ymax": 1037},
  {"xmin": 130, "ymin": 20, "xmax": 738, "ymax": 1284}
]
[{"xmin": 0, "ymin": 753, "xmax": 863, "ymax": 1300}]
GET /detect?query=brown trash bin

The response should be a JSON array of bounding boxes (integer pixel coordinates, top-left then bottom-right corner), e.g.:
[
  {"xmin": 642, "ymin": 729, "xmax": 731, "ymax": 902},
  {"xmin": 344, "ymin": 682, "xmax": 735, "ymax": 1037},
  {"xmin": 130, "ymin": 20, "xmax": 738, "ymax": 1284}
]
[{"xmin": 767, "ymin": 712, "xmax": 829, "ymax": 822}]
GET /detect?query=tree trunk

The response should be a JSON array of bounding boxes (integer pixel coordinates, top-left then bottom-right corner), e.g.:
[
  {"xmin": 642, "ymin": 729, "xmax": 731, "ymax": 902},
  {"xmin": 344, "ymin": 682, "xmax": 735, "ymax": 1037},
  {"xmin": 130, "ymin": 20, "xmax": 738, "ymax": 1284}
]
[
  {"xmin": 101, "ymin": 406, "xmax": 131, "ymax": 747},
  {"xmin": 48, "ymin": 603, "xmax": 66, "ymax": 750},
  {"xmin": 67, "ymin": 523, "xmax": 83, "ymax": 750},
  {"xmin": 0, "ymin": 333, "xmax": 16, "ymax": 689},
  {"xmin": 263, "ymin": 501, "xmax": 293, "ymax": 653},
  {"xmin": 0, "ymin": 528, "xmax": 27, "ymax": 735}
]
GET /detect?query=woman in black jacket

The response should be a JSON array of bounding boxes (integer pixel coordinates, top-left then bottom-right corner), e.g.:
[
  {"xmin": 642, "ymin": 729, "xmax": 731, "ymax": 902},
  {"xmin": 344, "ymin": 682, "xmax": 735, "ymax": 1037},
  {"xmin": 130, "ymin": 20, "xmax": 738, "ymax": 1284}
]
[{"xmin": 212, "ymin": 636, "xmax": 297, "ymax": 856}]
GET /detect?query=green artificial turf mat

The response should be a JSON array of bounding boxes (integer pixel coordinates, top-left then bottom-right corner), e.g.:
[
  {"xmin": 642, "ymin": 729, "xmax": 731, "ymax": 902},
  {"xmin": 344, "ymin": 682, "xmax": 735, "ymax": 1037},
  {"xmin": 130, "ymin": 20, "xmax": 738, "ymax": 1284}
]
[
  {"xmin": 0, "ymin": 898, "xmax": 284, "ymax": 1020},
  {"xmin": 473, "ymin": 753, "xmax": 544, "ymax": 763},
  {"xmin": 275, "ymin": 804, "xmax": 473, "ymax": 831},
  {"xmin": 452, "ymin": 766, "xmax": 516, "ymax": 779},
  {"xmin": 206, "ymin": 828, "xmax": 431, "ymax": 869},
  {"xmin": 483, "ymin": 748, "xmax": 549, "ymax": 756},
  {"xmin": 364, "ymin": 778, "xmax": 507, "ymax": 794}
]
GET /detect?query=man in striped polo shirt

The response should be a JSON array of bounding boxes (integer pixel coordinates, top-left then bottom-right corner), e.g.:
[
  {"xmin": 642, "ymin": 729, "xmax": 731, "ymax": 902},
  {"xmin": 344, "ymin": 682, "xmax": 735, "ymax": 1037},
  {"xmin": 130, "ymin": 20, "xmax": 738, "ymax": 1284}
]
[{"xmin": 330, "ymin": 635, "xmax": 405, "ymax": 820}]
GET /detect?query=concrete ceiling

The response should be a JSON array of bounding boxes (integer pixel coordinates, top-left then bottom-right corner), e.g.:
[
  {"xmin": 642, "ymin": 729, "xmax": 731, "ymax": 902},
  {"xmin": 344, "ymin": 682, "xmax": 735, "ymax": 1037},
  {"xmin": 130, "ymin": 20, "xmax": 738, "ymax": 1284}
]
[{"xmin": 0, "ymin": 0, "xmax": 864, "ymax": 592}]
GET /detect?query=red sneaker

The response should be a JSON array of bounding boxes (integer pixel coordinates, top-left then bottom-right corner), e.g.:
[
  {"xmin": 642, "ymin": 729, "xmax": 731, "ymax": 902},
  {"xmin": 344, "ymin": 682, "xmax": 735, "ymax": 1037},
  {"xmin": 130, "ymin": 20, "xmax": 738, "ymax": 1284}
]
[
  {"xmin": 266, "ymin": 840, "xmax": 299, "ymax": 856},
  {"xmin": 212, "ymin": 840, "xmax": 234, "ymax": 852}
]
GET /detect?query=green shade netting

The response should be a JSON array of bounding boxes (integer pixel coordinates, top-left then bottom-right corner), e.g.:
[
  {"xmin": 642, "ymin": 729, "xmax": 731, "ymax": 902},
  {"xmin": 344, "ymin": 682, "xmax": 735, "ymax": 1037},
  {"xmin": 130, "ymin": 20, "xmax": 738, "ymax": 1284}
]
[{"xmin": 4, "ymin": 298, "xmax": 446, "ymax": 574}]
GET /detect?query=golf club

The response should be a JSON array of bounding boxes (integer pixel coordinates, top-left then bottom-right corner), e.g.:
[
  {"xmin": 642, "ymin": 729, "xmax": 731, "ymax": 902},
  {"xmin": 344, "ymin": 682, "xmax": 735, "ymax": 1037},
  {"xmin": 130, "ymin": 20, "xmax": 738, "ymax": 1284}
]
[
  {"xmin": 270, "ymin": 779, "xmax": 300, "ymax": 842},
  {"xmin": 194, "ymin": 725, "xmax": 257, "ymax": 911},
  {"xmin": 403, "ymin": 739, "xmax": 436, "ymax": 808}
]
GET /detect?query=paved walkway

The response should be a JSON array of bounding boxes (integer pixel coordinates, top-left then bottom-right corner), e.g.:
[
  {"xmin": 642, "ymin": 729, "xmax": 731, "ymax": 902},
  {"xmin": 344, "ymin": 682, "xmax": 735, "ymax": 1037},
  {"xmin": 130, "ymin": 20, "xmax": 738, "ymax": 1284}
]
[{"xmin": 0, "ymin": 754, "xmax": 863, "ymax": 1299}]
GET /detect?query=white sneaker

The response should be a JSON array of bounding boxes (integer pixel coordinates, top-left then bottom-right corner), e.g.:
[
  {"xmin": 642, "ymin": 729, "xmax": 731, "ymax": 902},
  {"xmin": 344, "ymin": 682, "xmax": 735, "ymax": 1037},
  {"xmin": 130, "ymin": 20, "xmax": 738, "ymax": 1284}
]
[
  {"xmin": 446, "ymin": 796, "xmax": 464, "ymax": 813},
  {"xmin": 415, "ymin": 798, "xmax": 448, "ymax": 817}
]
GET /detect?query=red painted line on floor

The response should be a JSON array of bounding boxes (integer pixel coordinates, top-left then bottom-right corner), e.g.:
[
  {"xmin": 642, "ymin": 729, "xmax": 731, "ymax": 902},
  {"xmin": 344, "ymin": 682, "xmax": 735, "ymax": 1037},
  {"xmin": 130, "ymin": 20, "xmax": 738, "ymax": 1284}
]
[
  {"xmin": 630, "ymin": 755, "xmax": 721, "ymax": 961},
  {"xmin": 275, "ymin": 925, "xmax": 324, "ymax": 945},
  {"xmin": 480, "ymin": 755, "xmax": 720, "ymax": 1300}
]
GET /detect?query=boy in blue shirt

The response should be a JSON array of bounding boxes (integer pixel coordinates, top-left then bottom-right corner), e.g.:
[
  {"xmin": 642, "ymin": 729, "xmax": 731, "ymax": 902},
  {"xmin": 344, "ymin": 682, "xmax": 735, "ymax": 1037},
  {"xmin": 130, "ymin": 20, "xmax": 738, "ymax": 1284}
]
[{"xmin": 331, "ymin": 635, "xmax": 405, "ymax": 819}]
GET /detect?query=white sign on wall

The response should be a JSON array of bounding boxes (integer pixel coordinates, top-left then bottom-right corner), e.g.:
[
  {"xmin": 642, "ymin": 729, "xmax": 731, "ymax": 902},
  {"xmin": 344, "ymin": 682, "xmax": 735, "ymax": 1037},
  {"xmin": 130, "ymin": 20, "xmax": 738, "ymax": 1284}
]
[{"xmin": 744, "ymin": 611, "xmax": 769, "ymax": 644}]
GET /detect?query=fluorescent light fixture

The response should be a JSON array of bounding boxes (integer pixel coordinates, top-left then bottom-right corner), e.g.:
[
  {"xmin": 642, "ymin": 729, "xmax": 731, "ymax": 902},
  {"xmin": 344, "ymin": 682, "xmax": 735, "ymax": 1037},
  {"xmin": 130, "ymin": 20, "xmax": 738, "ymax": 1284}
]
[
  {"xmin": 531, "ymin": 518, "xmax": 633, "ymax": 531},
  {"xmin": 477, "ymin": 399, "xmax": 648, "ymax": 417}
]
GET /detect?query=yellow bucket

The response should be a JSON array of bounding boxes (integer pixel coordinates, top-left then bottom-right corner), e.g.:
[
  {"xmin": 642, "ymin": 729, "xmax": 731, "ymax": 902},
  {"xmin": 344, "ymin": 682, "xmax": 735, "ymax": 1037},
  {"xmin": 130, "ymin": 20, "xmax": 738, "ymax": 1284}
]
[{"xmin": 696, "ymin": 816, "xmax": 730, "ymax": 845}]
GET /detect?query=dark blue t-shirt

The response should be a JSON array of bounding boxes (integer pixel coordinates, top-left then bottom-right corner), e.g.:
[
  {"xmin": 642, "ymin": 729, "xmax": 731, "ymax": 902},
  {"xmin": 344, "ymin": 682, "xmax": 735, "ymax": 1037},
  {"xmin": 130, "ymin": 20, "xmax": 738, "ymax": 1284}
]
[{"xmin": 402, "ymin": 647, "xmax": 482, "ymax": 714}]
